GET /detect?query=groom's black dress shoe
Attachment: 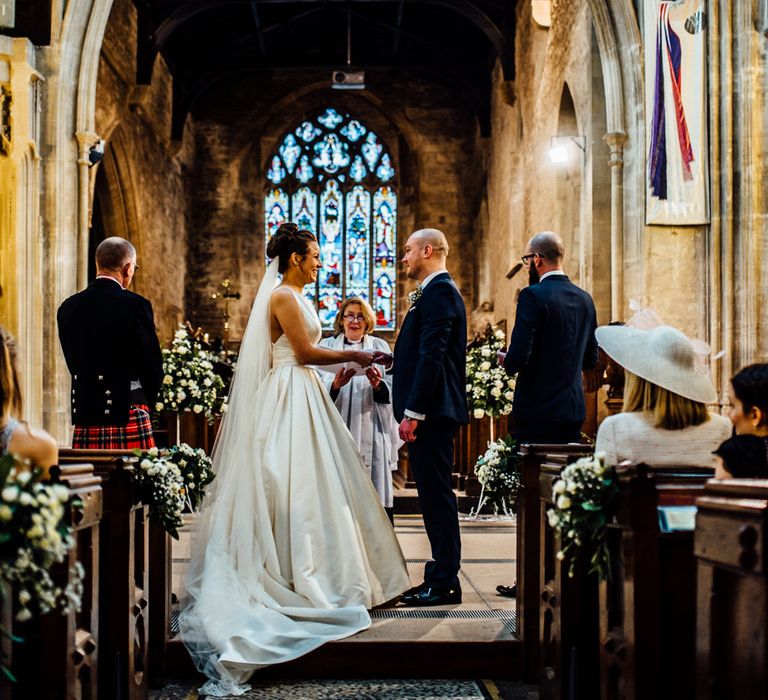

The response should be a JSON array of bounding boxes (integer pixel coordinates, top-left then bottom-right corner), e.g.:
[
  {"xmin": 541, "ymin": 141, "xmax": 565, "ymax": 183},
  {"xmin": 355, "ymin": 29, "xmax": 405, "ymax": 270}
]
[
  {"xmin": 402, "ymin": 582, "xmax": 429, "ymax": 597},
  {"xmin": 402, "ymin": 584, "xmax": 462, "ymax": 607},
  {"xmin": 496, "ymin": 584, "xmax": 517, "ymax": 598}
]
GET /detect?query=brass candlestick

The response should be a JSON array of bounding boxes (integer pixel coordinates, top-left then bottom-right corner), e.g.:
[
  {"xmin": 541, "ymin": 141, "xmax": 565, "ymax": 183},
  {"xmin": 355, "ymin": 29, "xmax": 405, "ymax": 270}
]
[{"xmin": 211, "ymin": 278, "xmax": 241, "ymax": 349}]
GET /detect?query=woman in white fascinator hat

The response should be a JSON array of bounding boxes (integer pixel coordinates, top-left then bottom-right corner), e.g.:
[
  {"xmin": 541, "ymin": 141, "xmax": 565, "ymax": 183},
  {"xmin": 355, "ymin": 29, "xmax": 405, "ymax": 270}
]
[{"xmin": 594, "ymin": 324, "xmax": 732, "ymax": 468}]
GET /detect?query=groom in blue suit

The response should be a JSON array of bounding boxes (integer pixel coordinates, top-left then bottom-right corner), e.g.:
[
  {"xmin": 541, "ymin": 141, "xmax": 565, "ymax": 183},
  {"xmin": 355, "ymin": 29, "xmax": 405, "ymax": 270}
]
[{"xmin": 377, "ymin": 228, "xmax": 469, "ymax": 606}]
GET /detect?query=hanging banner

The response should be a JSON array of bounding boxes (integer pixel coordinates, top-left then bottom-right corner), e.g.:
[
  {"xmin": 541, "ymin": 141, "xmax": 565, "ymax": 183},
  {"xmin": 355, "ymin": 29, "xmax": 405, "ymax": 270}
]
[{"xmin": 645, "ymin": 0, "xmax": 709, "ymax": 225}]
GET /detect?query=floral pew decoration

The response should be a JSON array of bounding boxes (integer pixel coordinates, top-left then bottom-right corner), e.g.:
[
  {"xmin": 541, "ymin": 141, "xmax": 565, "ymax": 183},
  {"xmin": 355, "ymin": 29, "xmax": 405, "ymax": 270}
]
[
  {"xmin": 132, "ymin": 444, "xmax": 215, "ymax": 539},
  {"xmin": 0, "ymin": 454, "xmax": 84, "ymax": 681},
  {"xmin": 470, "ymin": 435, "xmax": 521, "ymax": 517},
  {"xmin": 547, "ymin": 452, "xmax": 620, "ymax": 580}
]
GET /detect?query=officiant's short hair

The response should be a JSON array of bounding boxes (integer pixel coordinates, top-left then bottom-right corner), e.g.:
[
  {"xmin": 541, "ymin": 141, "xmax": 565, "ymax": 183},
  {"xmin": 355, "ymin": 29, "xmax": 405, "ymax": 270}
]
[{"xmin": 334, "ymin": 297, "xmax": 375, "ymax": 335}]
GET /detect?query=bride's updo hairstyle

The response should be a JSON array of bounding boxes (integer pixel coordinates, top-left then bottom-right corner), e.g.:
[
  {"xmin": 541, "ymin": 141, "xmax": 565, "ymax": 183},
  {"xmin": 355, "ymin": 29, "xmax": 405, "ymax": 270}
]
[{"xmin": 267, "ymin": 222, "xmax": 317, "ymax": 273}]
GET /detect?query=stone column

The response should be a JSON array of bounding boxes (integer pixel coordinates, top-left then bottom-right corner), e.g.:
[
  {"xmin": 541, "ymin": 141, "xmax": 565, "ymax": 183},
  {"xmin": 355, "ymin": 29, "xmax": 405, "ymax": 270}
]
[
  {"xmin": 76, "ymin": 130, "xmax": 101, "ymax": 290},
  {"xmin": 603, "ymin": 131, "xmax": 627, "ymax": 321}
]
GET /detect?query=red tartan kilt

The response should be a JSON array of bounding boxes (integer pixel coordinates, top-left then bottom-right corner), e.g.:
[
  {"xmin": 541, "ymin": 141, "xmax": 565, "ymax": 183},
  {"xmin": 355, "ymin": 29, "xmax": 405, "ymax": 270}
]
[{"xmin": 72, "ymin": 404, "xmax": 155, "ymax": 450}]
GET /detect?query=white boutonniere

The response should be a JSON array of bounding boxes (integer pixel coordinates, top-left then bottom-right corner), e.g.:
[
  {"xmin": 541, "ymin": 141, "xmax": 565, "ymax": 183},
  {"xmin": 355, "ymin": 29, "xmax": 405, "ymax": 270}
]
[{"xmin": 407, "ymin": 285, "xmax": 423, "ymax": 306}]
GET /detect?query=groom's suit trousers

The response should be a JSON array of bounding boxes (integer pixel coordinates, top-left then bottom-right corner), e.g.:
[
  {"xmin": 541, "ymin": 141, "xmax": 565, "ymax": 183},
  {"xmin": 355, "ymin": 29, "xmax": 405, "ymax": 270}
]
[{"xmin": 407, "ymin": 417, "xmax": 461, "ymax": 589}]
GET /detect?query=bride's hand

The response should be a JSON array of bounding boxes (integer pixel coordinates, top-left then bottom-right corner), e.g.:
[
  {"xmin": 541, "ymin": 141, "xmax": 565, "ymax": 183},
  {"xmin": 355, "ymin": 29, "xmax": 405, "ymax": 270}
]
[{"xmin": 347, "ymin": 350, "xmax": 374, "ymax": 367}]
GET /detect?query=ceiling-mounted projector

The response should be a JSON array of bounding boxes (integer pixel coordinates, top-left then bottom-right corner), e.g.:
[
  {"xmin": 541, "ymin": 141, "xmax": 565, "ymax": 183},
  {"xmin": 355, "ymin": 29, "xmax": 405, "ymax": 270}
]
[{"xmin": 332, "ymin": 70, "xmax": 365, "ymax": 90}]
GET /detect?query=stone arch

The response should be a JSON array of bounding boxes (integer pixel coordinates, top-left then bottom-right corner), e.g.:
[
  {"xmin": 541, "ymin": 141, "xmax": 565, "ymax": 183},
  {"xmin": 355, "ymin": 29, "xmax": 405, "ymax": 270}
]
[
  {"xmin": 89, "ymin": 126, "xmax": 145, "ymax": 291},
  {"xmin": 42, "ymin": 0, "xmax": 116, "ymax": 438},
  {"xmin": 585, "ymin": 0, "xmax": 645, "ymax": 320},
  {"xmin": 553, "ymin": 82, "xmax": 582, "ymax": 286}
]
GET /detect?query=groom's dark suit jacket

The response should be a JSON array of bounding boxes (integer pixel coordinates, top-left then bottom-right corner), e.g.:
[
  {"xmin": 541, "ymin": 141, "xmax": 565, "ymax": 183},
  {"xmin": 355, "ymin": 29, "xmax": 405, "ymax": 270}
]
[
  {"xmin": 57, "ymin": 278, "xmax": 163, "ymax": 426},
  {"xmin": 504, "ymin": 274, "xmax": 598, "ymax": 424},
  {"xmin": 392, "ymin": 273, "xmax": 469, "ymax": 425}
]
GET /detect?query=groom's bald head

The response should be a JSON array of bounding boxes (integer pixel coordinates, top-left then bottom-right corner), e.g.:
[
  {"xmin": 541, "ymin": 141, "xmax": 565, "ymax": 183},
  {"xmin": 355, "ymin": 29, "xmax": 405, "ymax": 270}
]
[{"xmin": 410, "ymin": 228, "xmax": 450, "ymax": 259}]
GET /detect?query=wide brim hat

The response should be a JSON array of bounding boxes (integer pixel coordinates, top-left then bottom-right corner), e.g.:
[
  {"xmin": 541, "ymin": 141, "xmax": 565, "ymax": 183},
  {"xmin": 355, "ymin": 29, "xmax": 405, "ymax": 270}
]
[{"xmin": 595, "ymin": 324, "xmax": 717, "ymax": 404}]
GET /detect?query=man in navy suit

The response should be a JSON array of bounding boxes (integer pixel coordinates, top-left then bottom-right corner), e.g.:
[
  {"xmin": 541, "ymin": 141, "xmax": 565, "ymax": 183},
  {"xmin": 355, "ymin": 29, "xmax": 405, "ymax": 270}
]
[
  {"xmin": 500, "ymin": 231, "xmax": 598, "ymax": 444},
  {"xmin": 376, "ymin": 228, "xmax": 469, "ymax": 606},
  {"xmin": 495, "ymin": 231, "xmax": 598, "ymax": 599}
]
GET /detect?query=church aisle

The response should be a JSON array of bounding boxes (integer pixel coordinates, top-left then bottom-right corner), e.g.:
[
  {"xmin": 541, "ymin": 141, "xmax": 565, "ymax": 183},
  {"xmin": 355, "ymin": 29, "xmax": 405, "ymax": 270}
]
[{"xmin": 171, "ymin": 514, "xmax": 518, "ymax": 646}]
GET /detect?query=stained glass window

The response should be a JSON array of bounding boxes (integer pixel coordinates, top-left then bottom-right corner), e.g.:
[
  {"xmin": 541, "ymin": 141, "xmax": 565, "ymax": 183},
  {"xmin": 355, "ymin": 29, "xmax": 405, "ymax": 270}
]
[{"xmin": 264, "ymin": 108, "xmax": 398, "ymax": 330}]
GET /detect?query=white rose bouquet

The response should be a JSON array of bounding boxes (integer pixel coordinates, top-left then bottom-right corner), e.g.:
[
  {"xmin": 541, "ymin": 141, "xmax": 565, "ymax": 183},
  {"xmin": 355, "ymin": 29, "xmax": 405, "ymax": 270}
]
[
  {"xmin": 165, "ymin": 443, "xmax": 215, "ymax": 512},
  {"xmin": 0, "ymin": 454, "xmax": 84, "ymax": 681},
  {"xmin": 132, "ymin": 448, "xmax": 185, "ymax": 539},
  {"xmin": 156, "ymin": 325, "xmax": 226, "ymax": 423},
  {"xmin": 470, "ymin": 435, "xmax": 520, "ymax": 517},
  {"xmin": 546, "ymin": 453, "xmax": 620, "ymax": 580},
  {"xmin": 466, "ymin": 326, "xmax": 515, "ymax": 420}
]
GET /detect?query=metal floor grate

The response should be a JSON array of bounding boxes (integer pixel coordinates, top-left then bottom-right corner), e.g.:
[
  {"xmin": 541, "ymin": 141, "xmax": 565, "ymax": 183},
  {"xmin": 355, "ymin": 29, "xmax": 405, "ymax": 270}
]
[{"xmin": 171, "ymin": 608, "xmax": 516, "ymax": 637}]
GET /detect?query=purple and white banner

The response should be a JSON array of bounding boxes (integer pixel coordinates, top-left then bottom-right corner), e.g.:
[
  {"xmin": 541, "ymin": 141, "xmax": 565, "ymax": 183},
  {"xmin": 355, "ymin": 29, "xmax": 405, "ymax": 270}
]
[{"xmin": 645, "ymin": 0, "xmax": 709, "ymax": 225}]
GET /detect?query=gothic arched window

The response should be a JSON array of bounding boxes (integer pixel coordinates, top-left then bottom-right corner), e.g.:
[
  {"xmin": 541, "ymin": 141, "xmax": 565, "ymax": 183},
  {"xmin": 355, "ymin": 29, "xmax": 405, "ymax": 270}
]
[{"xmin": 265, "ymin": 108, "xmax": 397, "ymax": 330}]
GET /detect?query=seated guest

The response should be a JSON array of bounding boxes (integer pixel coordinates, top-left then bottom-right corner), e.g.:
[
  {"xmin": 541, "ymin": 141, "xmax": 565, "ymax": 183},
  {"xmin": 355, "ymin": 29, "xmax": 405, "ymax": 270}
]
[
  {"xmin": 319, "ymin": 297, "xmax": 401, "ymax": 523},
  {"xmin": 714, "ymin": 363, "xmax": 768, "ymax": 479},
  {"xmin": 0, "ymin": 326, "xmax": 58, "ymax": 476},
  {"xmin": 594, "ymin": 325, "xmax": 731, "ymax": 467}
]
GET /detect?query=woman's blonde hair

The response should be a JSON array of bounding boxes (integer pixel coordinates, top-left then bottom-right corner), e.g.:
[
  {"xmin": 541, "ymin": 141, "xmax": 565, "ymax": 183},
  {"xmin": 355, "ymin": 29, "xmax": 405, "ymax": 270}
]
[
  {"xmin": 0, "ymin": 326, "xmax": 22, "ymax": 423},
  {"xmin": 622, "ymin": 370, "xmax": 708, "ymax": 430},
  {"xmin": 333, "ymin": 297, "xmax": 376, "ymax": 336}
]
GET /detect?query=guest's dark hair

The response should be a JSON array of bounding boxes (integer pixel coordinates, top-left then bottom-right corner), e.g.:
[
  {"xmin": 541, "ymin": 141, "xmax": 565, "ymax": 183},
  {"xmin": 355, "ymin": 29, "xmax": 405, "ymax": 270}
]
[
  {"xmin": 0, "ymin": 326, "xmax": 22, "ymax": 423},
  {"xmin": 731, "ymin": 363, "xmax": 768, "ymax": 426},
  {"xmin": 266, "ymin": 223, "xmax": 317, "ymax": 273}
]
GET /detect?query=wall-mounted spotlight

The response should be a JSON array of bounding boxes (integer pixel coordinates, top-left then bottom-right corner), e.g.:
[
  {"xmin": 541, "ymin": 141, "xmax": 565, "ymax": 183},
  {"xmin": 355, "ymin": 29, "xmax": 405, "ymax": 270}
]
[
  {"xmin": 548, "ymin": 135, "xmax": 586, "ymax": 164},
  {"xmin": 88, "ymin": 139, "xmax": 106, "ymax": 166}
]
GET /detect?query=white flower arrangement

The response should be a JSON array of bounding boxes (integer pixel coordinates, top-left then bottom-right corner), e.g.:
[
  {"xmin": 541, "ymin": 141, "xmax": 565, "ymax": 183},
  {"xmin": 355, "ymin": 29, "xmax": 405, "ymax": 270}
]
[
  {"xmin": 132, "ymin": 448, "xmax": 185, "ymax": 539},
  {"xmin": 546, "ymin": 453, "xmax": 619, "ymax": 580},
  {"xmin": 0, "ymin": 454, "xmax": 84, "ymax": 681},
  {"xmin": 165, "ymin": 443, "xmax": 215, "ymax": 512},
  {"xmin": 156, "ymin": 325, "xmax": 226, "ymax": 423},
  {"xmin": 470, "ymin": 435, "xmax": 520, "ymax": 517},
  {"xmin": 466, "ymin": 326, "xmax": 514, "ymax": 419},
  {"xmin": 407, "ymin": 286, "xmax": 423, "ymax": 306},
  {"xmin": 132, "ymin": 443, "xmax": 216, "ymax": 538}
]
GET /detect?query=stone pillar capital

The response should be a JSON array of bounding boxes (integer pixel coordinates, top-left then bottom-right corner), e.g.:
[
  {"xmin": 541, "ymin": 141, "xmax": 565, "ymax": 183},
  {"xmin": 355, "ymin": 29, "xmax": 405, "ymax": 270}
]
[
  {"xmin": 75, "ymin": 130, "xmax": 101, "ymax": 163},
  {"xmin": 602, "ymin": 131, "xmax": 628, "ymax": 167}
]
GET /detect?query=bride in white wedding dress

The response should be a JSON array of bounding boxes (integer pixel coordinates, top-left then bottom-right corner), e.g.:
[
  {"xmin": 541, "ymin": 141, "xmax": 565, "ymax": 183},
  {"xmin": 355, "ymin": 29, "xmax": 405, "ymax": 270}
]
[{"xmin": 179, "ymin": 224, "xmax": 410, "ymax": 697}]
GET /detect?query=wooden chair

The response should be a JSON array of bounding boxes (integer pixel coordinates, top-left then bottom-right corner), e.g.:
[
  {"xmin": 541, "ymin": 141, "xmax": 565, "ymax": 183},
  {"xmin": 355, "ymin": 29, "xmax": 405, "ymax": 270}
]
[
  {"xmin": 58, "ymin": 449, "xmax": 150, "ymax": 700},
  {"xmin": 599, "ymin": 463, "xmax": 712, "ymax": 700},
  {"xmin": 1, "ymin": 462, "xmax": 102, "ymax": 700},
  {"xmin": 516, "ymin": 443, "xmax": 594, "ymax": 682},
  {"xmin": 695, "ymin": 478, "xmax": 768, "ymax": 699}
]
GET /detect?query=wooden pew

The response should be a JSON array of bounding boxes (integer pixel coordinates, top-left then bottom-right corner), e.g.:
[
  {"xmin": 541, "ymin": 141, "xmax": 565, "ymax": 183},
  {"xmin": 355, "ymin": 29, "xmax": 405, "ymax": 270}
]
[
  {"xmin": 695, "ymin": 478, "xmax": 768, "ymax": 699},
  {"xmin": 1, "ymin": 462, "xmax": 102, "ymax": 700},
  {"xmin": 516, "ymin": 443, "xmax": 594, "ymax": 682},
  {"xmin": 599, "ymin": 463, "xmax": 712, "ymax": 700},
  {"xmin": 538, "ymin": 450, "xmax": 601, "ymax": 700},
  {"xmin": 58, "ymin": 449, "xmax": 151, "ymax": 700}
]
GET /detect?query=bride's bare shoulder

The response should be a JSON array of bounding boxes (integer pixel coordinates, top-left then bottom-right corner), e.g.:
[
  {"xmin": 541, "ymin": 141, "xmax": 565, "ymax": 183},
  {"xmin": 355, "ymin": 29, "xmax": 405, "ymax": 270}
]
[{"xmin": 270, "ymin": 286, "xmax": 295, "ymax": 302}]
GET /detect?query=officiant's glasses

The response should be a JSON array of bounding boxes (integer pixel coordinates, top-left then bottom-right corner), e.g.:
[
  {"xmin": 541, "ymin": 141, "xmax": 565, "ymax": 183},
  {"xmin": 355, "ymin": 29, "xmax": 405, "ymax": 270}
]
[{"xmin": 343, "ymin": 313, "xmax": 366, "ymax": 322}]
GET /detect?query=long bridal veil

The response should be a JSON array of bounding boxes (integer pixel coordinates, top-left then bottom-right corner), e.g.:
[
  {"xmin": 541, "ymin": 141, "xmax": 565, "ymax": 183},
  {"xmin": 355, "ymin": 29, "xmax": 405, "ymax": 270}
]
[{"xmin": 179, "ymin": 258, "xmax": 280, "ymax": 693}]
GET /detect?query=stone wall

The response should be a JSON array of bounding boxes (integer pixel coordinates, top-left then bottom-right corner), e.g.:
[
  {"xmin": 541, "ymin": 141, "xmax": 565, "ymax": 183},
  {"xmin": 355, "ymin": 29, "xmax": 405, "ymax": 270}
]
[
  {"xmin": 93, "ymin": 0, "xmax": 195, "ymax": 343},
  {"xmin": 185, "ymin": 73, "xmax": 482, "ymax": 343}
]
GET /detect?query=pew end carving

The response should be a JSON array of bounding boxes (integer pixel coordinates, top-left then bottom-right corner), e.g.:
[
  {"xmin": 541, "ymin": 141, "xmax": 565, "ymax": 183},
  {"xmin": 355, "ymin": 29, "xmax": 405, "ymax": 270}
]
[{"xmin": 695, "ymin": 478, "xmax": 768, "ymax": 699}]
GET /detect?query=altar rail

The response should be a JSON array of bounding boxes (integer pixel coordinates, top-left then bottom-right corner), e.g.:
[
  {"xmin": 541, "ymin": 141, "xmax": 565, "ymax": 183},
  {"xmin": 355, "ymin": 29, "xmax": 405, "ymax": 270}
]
[
  {"xmin": 599, "ymin": 463, "xmax": 712, "ymax": 700},
  {"xmin": 0, "ymin": 462, "xmax": 102, "ymax": 700},
  {"xmin": 695, "ymin": 478, "xmax": 768, "ymax": 699}
]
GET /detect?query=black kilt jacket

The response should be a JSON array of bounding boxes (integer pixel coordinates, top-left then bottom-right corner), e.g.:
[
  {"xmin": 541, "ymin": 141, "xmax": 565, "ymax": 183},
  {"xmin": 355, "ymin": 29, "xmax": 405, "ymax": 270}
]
[{"xmin": 57, "ymin": 278, "xmax": 164, "ymax": 426}]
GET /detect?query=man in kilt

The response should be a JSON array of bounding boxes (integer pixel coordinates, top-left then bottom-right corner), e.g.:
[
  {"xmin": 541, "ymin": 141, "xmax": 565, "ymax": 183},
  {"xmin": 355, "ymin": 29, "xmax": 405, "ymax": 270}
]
[{"xmin": 58, "ymin": 237, "xmax": 163, "ymax": 449}]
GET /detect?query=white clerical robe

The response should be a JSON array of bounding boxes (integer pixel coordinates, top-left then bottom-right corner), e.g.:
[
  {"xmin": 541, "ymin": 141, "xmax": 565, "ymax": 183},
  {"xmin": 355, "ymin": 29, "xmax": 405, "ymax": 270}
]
[{"xmin": 318, "ymin": 333, "xmax": 402, "ymax": 508}]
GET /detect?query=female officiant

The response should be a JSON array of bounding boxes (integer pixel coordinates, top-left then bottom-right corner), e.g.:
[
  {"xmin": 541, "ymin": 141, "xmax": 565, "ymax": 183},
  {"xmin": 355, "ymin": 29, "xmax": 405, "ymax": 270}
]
[{"xmin": 319, "ymin": 297, "xmax": 401, "ymax": 523}]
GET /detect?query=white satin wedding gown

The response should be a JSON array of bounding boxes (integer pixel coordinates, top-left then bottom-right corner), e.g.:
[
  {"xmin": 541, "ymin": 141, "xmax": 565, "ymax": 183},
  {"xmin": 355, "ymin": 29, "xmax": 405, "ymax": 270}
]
[{"xmin": 179, "ymin": 265, "xmax": 410, "ymax": 697}]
